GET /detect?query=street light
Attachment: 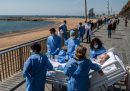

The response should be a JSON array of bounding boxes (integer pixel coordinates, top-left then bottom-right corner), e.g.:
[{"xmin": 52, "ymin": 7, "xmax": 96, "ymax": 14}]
[
  {"xmin": 85, "ymin": 0, "xmax": 87, "ymax": 21},
  {"xmin": 107, "ymin": 0, "xmax": 110, "ymax": 17}
]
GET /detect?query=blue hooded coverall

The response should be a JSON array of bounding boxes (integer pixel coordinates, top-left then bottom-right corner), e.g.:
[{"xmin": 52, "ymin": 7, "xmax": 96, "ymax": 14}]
[
  {"xmin": 64, "ymin": 57, "xmax": 101, "ymax": 91},
  {"xmin": 59, "ymin": 23, "xmax": 68, "ymax": 40},
  {"xmin": 23, "ymin": 53, "xmax": 53, "ymax": 91},
  {"xmin": 47, "ymin": 34, "xmax": 61, "ymax": 55},
  {"xmin": 90, "ymin": 47, "xmax": 106, "ymax": 59},
  {"xmin": 78, "ymin": 25, "xmax": 85, "ymax": 41},
  {"xmin": 65, "ymin": 37, "xmax": 80, "ymax": 59}
]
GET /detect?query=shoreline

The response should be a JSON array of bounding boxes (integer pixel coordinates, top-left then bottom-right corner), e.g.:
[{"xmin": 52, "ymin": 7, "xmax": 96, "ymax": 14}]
[
  {"xmin": 0, "ymin": 20, "xmax": 60, "ymax": 38},
  {"xmin": 0, "ymin": 18, "xmax": 97, "ymax": 50}
]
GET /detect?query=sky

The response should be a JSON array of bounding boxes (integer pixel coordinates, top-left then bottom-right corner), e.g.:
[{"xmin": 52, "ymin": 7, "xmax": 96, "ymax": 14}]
[{"xmin": 0, "ymin": 0, "xmax": 128, "ymax": 16}]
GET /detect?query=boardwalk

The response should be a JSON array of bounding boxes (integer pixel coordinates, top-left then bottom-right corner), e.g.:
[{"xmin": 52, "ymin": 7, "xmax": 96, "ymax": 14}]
[{"xmin": 0, "ymin": 18, "xmax": 130, "ymax": 91}]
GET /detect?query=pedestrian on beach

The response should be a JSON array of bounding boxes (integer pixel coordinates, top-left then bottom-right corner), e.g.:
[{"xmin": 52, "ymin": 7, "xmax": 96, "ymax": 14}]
[
  {"xmin": 125, "ymin": 17, "xmax": 128, "ymax": 28},
  {"xmin": 107, "ymin": 21, "xmax": 113, "ymax": 38},
  {"xmin": 90, "ymin": 38, "xmax": 106, "ymax": 59},
  {"xmin": 85, "ymin": 21, "xmax": 92, "ymax": 43},
  {"xmin": 65, "ymin": 30, "xmax": 80, "ymax": 59},
  {"xmin": 47, "ymin": 28, "xmax": 61, "ymax": 57},
  {"xmin": 64, "ymin": 45, "xmax": 104, "ymax": 91},
  {"xmin": 59, "ymin": 20, "xmax": 68, "ymax": 45},
  {"xmin": 78, "ymin": 22, "xmax": 85, "ymax": 42},
  {"xmin": 23, "ymin": 42, "xmax": 53, "ymax": 91}
]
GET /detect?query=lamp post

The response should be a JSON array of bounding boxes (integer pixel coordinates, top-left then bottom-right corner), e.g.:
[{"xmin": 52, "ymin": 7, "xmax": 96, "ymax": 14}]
[
  {"xmin": 85, "ymin": 0, "xmax": 87, "ymax": 21},
  {"xmin": 107, "ymin": 0, "xmax": 110, "ymax": 17}
]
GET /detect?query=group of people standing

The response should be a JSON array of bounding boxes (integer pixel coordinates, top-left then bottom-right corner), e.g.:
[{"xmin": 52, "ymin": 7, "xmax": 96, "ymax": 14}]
[
  {"xmin": 107, "ymin": 18, "xmax": 120, "ymax": 38},
  {"xmin": 23, "ymin": 19, "xmax": 109, "ymax": 91}
]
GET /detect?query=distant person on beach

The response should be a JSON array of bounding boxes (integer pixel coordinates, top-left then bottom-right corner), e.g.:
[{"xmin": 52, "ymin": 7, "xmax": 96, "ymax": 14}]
[
  {"xmin": 78, "ymin": 22, "xmax": 85, "ymax": 42},
  {"xmin": 107, "ymin": 21, "xmax": 113, "ymax": 38},
  {"xmin": 47, "ymin": 28, "xmax": 61, "ymax": 57},
  {"xmin": 90, "ymin": 38, "xmax": 106, "ymax": 59},
  {"xmin": 125, "ymin": 17, "xmax": 128, "ymax": 28},
  {"xmin": 65, "ymin": 30, "xmax": 80, "ymax": 59},
  {"xmin": 23, "ymin": 42, "xmax": 53, "ymax": 91},
  {"xmin": 59, "ymin": 20, "xmax": 68, "ymax": 45},
  {"xmin": 85, "ymin": 21, "xmax": 92, "ymax": 43},
  {"xmin": 64, "ymin": 45, "xmax": 104, "ymax": 91}
]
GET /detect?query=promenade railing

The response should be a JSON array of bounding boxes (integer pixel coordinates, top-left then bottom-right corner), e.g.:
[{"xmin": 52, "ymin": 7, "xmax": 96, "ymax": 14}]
[{"xmin": 0, "ymin": 37, "xmax": 47, "ymax": 81}]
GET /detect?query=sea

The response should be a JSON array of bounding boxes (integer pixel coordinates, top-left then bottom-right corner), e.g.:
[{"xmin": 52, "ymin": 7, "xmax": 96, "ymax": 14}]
[{"xmin": 0, "ymin": 15, "xmax": 85, "ymax": 34}]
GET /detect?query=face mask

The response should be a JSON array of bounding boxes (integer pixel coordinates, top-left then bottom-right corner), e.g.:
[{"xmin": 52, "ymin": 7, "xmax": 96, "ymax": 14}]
[{"xmin": 94, "ymin": 44, "xmax": 98, "ymax": 49}]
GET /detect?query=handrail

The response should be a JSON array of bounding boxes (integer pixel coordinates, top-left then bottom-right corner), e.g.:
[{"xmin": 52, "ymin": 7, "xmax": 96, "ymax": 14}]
[
  {"xmin": 0, "ymin": 37, "xmax": 48, "ymax": 54},
  {"xmin": 0, "ymin": 36, "xmax": 48, "ymax": 81}
]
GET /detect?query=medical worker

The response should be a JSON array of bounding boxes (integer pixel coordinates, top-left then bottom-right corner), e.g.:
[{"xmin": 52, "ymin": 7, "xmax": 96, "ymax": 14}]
[
  {"xmin": 65, "ymin": 30, "xmax": 80, "ymax": 59},
  {"xmin": 47, "ymin": 28, "xmax": 61, "ymax": 56},
  {"xmin": 90, "ymin": 38, "xmax": 106, "ymax": 59},
  {"xmin": 59, "ymin": 20, "xmax": 68, "ymax": 43},
  {"xmin": 23, "ymin": 42, "xmax": 53, "ymax": 91},
  {"xmin": 78, "ymin": 22, "xmax": 85, "ymax": 42},
  {"xmin": 64, "ymin": 45, "xmax": 104, "ymax": 91}
]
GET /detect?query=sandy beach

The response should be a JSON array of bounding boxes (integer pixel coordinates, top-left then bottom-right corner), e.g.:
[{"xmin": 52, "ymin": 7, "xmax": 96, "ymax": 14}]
[{"xmin": 0, "ymin": 18, "xmax": 97, "ymax": 50}]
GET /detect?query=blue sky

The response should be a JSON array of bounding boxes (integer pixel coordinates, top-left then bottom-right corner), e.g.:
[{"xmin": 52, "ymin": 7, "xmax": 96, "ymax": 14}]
[{"xmin": 0, "ymin": 0, "xmax": 128, "ymax": 15}]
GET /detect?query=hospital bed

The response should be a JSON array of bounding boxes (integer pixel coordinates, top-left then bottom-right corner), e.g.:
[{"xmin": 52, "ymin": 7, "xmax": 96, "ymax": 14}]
[
  {"xmin": 46, "ymin": 48, "xmax": 127, "ymax": 91},
  {"xmin": 89, "ymin": 48, "xmax": 127, "ymax": 90}
]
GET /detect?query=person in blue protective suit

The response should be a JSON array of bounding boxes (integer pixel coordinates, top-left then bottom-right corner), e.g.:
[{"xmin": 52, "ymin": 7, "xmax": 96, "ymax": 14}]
[
  {"xmin": 47, "ymin": 28, "xmax": 61, "ymax": 56},
  {"xmin": 23, "ymin": 42, "xmax": 53, "ymax": 91},
  {"xmin": 59, "ymin": 20, "xmax": 68, "ymax": 42},
  {"xmin": 64, "ymin": 45, "xmax": 104, "ymax": 91},
  {"xmin": 90, "ymin": 38, "xmax": 106, "ymax": 59},
  {"xmin": 78, "ymin": 22, "xmax": 85, "ymax": 42},
  {"xmin": 65, "ymin": 30, "xmax": 80, "ymax": 59}
]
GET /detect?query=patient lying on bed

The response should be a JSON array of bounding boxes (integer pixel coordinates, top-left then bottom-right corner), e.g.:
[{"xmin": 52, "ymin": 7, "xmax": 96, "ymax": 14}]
[
  {"xmin": 98, "ymin": 53, "xmax": 110, "ymax": 65},
  {"xmin": 96, "ymin": 51, "xmax": 118, "ymax": 74}
]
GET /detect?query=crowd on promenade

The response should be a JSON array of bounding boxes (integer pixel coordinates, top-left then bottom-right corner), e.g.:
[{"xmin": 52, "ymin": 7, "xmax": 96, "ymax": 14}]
[{"xmin": 23, "ymin": 16, "xmax": 123, "ymax": 91}]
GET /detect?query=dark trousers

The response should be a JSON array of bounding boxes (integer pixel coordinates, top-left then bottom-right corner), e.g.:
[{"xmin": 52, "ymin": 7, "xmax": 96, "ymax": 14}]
[
  {"xmin": 79, "ymin": 35, "xmax": 84, "ymax": 42},
  {"xmin": 86, "ymin": 35, "xmax": 91, "ymax": 43},
  {"xmin": 125, "ymin": 23, "xmax": 127, "ymax": 27},
  {"xmin": 108, "ymin": 30, "xmax": 111, "ymax": 38}
]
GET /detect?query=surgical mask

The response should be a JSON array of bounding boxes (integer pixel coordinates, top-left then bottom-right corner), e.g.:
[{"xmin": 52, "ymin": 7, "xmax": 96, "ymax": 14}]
[{"xmin": 94, "ymin": 44, "xmax": 98, "ymax": 49}]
